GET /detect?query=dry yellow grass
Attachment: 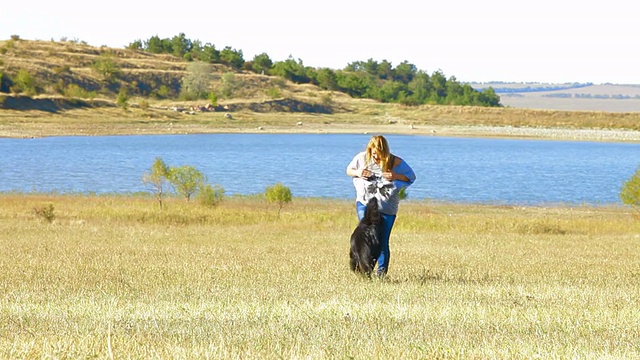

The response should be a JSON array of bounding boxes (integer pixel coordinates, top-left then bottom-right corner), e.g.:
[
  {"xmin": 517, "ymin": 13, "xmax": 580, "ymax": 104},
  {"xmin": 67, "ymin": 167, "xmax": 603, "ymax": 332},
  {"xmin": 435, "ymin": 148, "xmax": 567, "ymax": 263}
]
[{"xmin": 1, "ymin": 194, "xmax": 639, "ymax": 358}]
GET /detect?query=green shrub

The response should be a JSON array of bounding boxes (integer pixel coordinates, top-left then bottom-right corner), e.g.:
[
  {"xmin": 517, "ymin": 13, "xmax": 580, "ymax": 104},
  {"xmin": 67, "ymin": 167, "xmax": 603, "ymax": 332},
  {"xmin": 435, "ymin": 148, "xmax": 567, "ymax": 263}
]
[
  {"xmin": 116, "ymin": 87, "xmax": 129, "ymax": 109},
  {"xmin": 11, "ymin": 69, "xmax": 37, "ymax": 96},
  {"xmin": 179, "ymin": 91, "xmax": 197, "ymax": 101},
  {"xmin": 220, "ymin": 72, "xmax": 240, "ymax": 98},
  {"xmin": 321, "ymin": 93, "xmax": 334, "ymax": 107},
  {"xmin": 620, "ymin": 166, "xmax": 640, "ymax": 215},
  {"xmin": 208, "ymin": 92, "xmax": 218, "ymax": 106},
  {"xmin": 64, "ymin": 84, "xmax": 96, "ymax": 99},
  {"xmin": 198, "ymin": 184, "xmax": 225, "ymax": 207},
  {"xmin": 91, "ymin": 53, "xmax": 120, "ymax": 82},
  {"xmin": 266, "ymin": 86, "xmax": 281, "ymax": 99},
  {"xmin": 398, "ymin": 187, "xmax": 408, "ymax": 200},
  {"xmin": 155, "ymin": 85, "xmax": 170, "ymax": 99},
  {"xmin": 139, "ymin": 99, "xmax": 150, "ymax": 110},
  {"xmin": 272, "ymin": 77, "xmax": 286, "ymax": 88},
  {"xmin": 33, "ymin": 203, "xmax": 55, "ymax": 223},
  {"xmin": 53, "ymin": 65, "xmax": 71, "ymax": 75}
]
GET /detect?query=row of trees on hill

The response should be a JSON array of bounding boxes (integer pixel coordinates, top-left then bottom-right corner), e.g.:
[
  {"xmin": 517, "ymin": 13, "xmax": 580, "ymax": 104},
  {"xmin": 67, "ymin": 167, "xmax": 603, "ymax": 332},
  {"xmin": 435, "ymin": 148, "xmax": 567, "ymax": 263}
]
[{"xmin": 127, "ymin": 33, "xmax": 501, "ymax": 107}]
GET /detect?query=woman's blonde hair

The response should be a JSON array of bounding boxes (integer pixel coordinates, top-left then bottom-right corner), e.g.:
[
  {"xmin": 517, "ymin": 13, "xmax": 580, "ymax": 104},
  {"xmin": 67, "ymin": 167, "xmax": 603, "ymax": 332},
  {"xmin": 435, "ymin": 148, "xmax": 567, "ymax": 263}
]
[{"xmin": 365, "ymin": 135, "xmax": 392, "ymax": 172}]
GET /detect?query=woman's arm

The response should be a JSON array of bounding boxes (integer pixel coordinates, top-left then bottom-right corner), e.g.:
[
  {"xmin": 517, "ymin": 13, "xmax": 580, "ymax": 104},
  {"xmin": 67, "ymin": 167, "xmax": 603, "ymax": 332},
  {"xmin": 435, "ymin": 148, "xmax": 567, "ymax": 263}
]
[
  {"xmin": 346, "ymin": 152, "xmax": 371, "ymax": 178},
  {"xmin": 346, "ymin": 167, "xmax": 361, "ymax": 177},
  {"xmin": 387, "ymin": 172, "xmax": 410, "ymax": 182},
  {"xmin": 383, "ymin": 156, "xmax": 415, "ymax": 184}
]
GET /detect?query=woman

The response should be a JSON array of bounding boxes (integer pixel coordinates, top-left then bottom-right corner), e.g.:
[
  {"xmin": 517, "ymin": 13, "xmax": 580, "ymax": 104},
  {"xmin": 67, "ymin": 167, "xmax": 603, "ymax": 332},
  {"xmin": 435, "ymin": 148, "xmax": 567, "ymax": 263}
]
[{"xmin": 346, "ymin": 135, "xmax": 416, "ymax": 276}]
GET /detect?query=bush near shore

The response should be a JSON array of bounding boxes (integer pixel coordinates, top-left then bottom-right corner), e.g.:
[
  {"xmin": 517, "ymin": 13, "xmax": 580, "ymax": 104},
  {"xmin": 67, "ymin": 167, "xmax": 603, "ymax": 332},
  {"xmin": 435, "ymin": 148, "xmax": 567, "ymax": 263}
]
[{"xmin": 1, "ymin": 194, "xmax": 638, "ymax": 358}]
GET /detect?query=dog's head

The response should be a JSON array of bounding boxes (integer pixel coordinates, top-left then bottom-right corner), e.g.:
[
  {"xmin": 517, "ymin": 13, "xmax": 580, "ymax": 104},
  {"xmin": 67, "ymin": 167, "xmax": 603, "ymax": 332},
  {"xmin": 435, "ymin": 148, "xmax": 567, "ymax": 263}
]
[
  {"xmin": 363, "ymin": 196, "xmax": 382, "ymax": 224},
  {"xmin": 365, "ymin": 175, "xmax": 394, "ymax": 201}
]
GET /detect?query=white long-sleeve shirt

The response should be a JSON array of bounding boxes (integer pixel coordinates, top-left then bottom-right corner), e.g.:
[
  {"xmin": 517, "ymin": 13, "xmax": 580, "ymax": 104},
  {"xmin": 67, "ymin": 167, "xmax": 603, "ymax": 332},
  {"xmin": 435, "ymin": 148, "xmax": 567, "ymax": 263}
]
[{"xmin": 346, "ymin": 151, "xmax": 416, "ymax": 215}]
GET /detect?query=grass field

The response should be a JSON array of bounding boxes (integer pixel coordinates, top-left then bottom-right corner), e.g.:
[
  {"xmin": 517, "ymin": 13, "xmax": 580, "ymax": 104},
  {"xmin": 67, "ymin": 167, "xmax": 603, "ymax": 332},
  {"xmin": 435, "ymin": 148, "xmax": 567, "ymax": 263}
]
[{"xmin": 1, "ymin": 194, "xmax": 638, "ymax": 358}]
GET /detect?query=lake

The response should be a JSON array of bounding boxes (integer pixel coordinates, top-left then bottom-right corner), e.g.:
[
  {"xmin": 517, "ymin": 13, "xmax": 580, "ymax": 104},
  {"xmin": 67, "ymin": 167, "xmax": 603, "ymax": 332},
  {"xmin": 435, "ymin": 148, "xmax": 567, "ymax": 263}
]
[{"xmin": 1, "ymin": 133, "xmax": 638, "ymax": 205}]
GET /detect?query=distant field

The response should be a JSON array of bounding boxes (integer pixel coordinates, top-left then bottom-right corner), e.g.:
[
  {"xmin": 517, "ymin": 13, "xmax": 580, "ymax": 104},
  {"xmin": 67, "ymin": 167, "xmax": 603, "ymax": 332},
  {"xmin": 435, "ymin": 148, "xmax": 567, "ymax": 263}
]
[{"xmin": 471, "ymin": 83, "xmax": 640, "ymax": 112}]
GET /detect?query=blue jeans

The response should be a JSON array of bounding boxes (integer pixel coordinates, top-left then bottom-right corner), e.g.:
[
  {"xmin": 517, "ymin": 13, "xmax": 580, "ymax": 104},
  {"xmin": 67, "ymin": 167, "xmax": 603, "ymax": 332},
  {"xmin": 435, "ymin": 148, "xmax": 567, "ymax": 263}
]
[{"xmin": 356, "ymin": 201, "xmax": 396, "ymax": 275}]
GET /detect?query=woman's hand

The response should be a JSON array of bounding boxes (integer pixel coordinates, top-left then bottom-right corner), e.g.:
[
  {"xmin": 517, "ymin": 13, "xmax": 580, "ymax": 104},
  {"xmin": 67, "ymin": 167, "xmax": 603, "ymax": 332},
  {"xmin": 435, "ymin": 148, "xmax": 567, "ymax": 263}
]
[
  {"xmin": 360, "ymin": 169, "xmax": 372, "ymax": 178},
  {"xmin": 384, "ymin": 171, "xmax": 409, "ymax": 182}
]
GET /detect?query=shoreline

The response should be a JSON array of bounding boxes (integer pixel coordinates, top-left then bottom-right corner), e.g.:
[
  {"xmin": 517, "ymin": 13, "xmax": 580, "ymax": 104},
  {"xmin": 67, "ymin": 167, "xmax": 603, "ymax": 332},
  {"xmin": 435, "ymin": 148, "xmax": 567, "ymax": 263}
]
[
  {"xmin": 148, "ymin": 123, "xmax": 640, "ymax": 143},
  {"xmin": 408, "ymin": 124, "xmax": 640, "ymax": 142},
  {"xmin": 3, "ymin": 120, "xmax": 640, "ymax": 143}
]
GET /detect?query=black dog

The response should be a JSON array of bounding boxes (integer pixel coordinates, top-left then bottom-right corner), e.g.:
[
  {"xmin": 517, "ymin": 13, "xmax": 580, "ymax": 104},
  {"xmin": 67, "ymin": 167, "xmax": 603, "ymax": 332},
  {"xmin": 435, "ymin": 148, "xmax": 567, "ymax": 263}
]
[{"xmin": 349, "ymin": 197, "xmax": 383, "ymax": 277}]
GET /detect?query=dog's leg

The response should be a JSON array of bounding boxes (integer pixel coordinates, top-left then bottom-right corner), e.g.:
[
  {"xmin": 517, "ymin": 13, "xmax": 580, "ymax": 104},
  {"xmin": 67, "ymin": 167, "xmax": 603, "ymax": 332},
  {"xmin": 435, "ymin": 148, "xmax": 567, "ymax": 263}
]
[
  {"xmin": 360, "ymin": 248, "xmax": 374, "ymax": 277},
  {"xmin": 350, "ymin": 252, "xmax": 359, "ymax": 272}
]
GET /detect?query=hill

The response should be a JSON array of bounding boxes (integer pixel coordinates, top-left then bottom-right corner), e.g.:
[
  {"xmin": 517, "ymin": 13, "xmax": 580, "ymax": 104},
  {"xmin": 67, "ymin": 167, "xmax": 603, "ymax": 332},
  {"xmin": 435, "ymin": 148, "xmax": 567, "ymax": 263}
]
[
  {"xmin": 2, "ymin": 39, "xmax": 640, "ymax": 140},
  {"xmin": 0, "ymin": 38, "xmax": 300, "ymax": 105}
]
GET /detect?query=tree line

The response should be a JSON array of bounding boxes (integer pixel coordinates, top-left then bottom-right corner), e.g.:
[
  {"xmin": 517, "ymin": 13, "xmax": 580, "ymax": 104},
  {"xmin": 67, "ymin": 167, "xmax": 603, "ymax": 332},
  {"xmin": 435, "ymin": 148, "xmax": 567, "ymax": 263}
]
[{"xmin": 127, "ymin": 33, "xmax": 501, "ymax": 107}]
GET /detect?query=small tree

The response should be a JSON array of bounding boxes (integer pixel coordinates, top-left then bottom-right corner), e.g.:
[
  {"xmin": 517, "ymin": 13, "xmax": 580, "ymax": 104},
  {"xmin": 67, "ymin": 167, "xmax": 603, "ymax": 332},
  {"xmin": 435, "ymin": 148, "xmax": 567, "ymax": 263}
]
[
  {"xmin": 266, "ymin": 86, "xmax": 281, "ymax": 99},
  {"xmin": 91, "ymin": 53, "xmax": 120, "ymax": 82},
  {"xmin": 11, "ymin": 69, "xmax": 37, "ymax": 96},
  {"xmin": 142, "ymin": 157, "xmax": 170, "ymax": 209},
  {"xmin": 152, "ymin": 85, "xmax": 171, "ymax": 99},
  {"xmin": 219, "ymin": 46, "xmax": 245, "ymax": 70},
  {"xmin": 316, "ymin": 68, "xmax": 338, "ymax": 91},
  {"xmin": 198, "ymin": 184, "xmax": 225, "ymax": 207},
  {"xmin": 181, "ymin": 61, "xmax": 212, "ymax": 100},
  {"xmin": 620, "ymin": 166, "xmax": 640, "ymax": 215},
  {"xmin": 208, "ymin": 92, "xmax": 218, "ymax": 107},
  {"xmin": 168, "ymin": 165, "xmax": 205, "ymax": 202},
  {"xmin": 251, "ymin": 52, "xmax": 273, "ymax": 74},
  {"xmin": 116, "ymin": 87, "xmax": 129, "ymax": 109},
  {"xmin": 220, "ymin": 72, "xmax": 242, "ymax": 98},
  {"xmin": 264, "ymin": 182, "xmax": 292, "ymax": 218}
]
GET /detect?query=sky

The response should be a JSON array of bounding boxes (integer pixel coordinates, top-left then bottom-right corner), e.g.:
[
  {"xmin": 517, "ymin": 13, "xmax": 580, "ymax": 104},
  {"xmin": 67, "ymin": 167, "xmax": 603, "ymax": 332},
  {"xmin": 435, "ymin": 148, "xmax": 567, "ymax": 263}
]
[{"xmin": 2, "ymin": 0, "xmax": 638, "ymax": 84}]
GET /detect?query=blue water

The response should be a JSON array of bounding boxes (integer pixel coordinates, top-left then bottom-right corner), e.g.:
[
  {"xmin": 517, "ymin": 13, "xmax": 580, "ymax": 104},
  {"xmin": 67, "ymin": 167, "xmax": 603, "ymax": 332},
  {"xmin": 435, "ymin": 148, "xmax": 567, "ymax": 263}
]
[{"xmin": 1, "ymin": 134, "xmax": 638, "ymax": 205}]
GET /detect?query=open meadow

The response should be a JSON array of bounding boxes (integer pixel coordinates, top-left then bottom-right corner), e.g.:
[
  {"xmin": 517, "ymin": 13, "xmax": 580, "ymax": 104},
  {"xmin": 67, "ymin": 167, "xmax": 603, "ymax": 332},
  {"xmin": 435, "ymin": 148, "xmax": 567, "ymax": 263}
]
[{"xmin": 1, "ymin": 194, "xmax": 639, "ymax": 358}]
